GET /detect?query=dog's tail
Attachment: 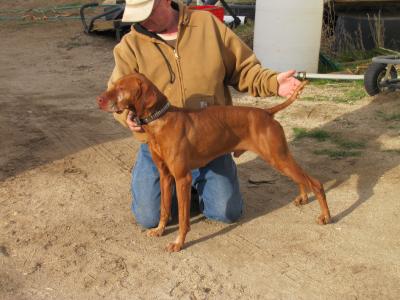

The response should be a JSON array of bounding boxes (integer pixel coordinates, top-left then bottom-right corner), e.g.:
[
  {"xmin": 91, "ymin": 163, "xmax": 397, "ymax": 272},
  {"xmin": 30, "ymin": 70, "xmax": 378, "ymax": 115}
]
[{"xmin": 265, "ymin": 80, "xmax": 308, "ymax": 115}]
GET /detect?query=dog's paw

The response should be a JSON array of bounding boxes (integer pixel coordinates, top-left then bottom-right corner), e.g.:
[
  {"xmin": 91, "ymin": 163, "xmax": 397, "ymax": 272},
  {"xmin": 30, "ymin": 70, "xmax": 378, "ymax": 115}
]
[
  {"xmin": 294, "ymin": 195, "xmax": 308, "ymax": 206},
  {"xmin": 165, "ymin": 242, "xmax": 182, "ymax": 252},
  {"xmin": 146, "ymin": 228, "xmax": 164, "ymax": 237},
  {"xmin": 317, "ymin": 214, "xmax": 331, "ymax": 225}
]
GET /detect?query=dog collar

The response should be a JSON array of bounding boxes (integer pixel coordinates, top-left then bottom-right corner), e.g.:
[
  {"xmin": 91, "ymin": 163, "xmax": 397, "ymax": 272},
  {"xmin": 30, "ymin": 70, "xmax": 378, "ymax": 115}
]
[{"xmin": 133, "ymin": 102, "xmax": 170, "ymax": 126}]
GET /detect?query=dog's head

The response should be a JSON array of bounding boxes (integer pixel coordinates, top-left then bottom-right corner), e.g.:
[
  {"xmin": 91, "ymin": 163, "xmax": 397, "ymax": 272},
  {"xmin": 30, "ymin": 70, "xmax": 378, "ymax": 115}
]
[{"xmin": 97, "ymin": 72, "xmax": 165, "ymax": 118}]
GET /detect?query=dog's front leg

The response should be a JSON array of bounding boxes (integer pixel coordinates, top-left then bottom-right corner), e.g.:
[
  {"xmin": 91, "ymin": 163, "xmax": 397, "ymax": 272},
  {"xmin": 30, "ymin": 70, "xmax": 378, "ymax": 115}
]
[
  {"xmin": 166, "ymin": 172, "xmax": 192, "ymax": 252},
  {"xmin": 147, "ymin": 164, "xmax": 173, "ymax": 237}
]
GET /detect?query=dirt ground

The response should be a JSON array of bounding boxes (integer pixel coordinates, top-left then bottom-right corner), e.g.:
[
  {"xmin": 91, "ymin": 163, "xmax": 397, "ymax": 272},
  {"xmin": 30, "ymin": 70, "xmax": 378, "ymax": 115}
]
[{"xmin": 1, "ymin": 4, "xmax": 400, "ymax": 300}]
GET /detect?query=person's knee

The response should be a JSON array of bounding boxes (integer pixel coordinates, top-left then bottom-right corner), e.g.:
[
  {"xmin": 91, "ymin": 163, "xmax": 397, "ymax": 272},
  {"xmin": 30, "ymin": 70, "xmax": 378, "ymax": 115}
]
[
  {"xmin": 224, "ymin": 203, "xmax": 243, "ymax": 223},
  {"xmin": 131, "ymin": 198, "xmax": 159, "ymax": 229},
  {"xmin": 130, "ymin": 145, "xmax": 161, "ymax": 229},
  {"xmin": 131, "ymin": 180, "xmax": 160, "ymax": 229},
  {"xmin": 135, "ymin": 216, "xmax": 159, "ymax": 229},
  {"xmin": 202, "ymin": 193, "xmax": 243, "ymax": 223},
  {"xmin": 215, "ymin": 205, "xmax": 242, "ymax": 223},
  {"xmin": 133, "ymin": 210, "xmax": 159, "ymax": 229}
]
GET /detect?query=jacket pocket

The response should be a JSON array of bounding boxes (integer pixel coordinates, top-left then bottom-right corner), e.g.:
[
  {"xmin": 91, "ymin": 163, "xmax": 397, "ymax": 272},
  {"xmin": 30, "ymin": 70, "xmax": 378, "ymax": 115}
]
[{"xmin": 184, "ymin": 95, "xmax": 215, "ymax": 109}]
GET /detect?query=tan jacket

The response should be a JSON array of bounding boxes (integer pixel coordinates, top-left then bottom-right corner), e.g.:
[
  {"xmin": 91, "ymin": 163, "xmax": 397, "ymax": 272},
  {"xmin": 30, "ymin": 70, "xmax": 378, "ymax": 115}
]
[{"xmin": 108, "ymin": 1, "xmax": 279, "ymax": 142}]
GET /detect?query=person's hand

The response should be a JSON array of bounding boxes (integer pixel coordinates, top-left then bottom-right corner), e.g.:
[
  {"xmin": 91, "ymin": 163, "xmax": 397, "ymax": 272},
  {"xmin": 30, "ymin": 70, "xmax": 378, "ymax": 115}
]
[
  {"xmin": 277, "ymin": 70, "xmax": 301, "ymax": 98},
  {"xmin": 127, "ymin": 111, "xmax": 144, "ymax": 132}
]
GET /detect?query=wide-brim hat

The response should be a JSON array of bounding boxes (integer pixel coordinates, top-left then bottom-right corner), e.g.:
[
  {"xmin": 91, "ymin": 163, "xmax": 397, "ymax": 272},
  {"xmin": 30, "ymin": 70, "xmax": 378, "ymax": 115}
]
[{"xmin": 122, "ymin": 0, "xmax": 155, "ymax": 23}]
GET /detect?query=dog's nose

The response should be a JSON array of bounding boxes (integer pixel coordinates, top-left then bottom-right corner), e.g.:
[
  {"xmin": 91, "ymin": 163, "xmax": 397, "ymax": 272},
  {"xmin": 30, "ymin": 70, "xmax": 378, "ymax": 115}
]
[{"xmin": 96, "ymin": 95, "xmax": 106, "ymax": 106}]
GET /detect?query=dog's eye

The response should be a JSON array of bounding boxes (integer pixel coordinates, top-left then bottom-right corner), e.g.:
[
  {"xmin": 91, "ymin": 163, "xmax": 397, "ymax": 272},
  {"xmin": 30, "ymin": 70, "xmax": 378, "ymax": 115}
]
[{"xmin": 117, "ymin": 93, "xmax": 124, "ymax": 103}]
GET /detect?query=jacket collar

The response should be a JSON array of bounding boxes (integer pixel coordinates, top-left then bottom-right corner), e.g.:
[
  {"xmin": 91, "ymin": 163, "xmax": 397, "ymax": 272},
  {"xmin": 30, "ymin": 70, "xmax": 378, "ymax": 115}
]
[{"xmin": 132, "ymin": 1, "xmax": 189, "ymax": 41}]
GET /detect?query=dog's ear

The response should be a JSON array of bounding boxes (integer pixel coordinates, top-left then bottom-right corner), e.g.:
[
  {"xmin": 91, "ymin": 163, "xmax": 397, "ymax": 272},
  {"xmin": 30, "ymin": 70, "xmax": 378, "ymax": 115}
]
[
  {"xmin": 130, "ymin": 73, "xmax": 166, "ymax": 117},
  {"xmin": 141, "ymin": 76, "xmax": 167, "ymax": 112},
  {"xmin": 129, "ymin": 77, "xmax": 146, "ymax": 116},
  {"xmin": 143, "ymin": 81, "xmax": 158, "ymax": 109},
  {"xmin": 132, "ymin": 78, "xmax": 143, "ymax": 101}
]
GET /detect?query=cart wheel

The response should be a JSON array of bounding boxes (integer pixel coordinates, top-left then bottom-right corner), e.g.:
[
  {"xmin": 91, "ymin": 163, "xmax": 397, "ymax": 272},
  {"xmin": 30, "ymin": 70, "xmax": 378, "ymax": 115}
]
[{"xmin": 364, "ymin": 63, "xmax": 397, "ymax": 96}]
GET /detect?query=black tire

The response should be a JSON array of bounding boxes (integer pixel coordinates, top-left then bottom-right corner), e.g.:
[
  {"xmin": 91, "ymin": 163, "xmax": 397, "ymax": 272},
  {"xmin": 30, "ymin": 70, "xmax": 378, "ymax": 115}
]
[{"xmin": 364, "ymin": 63, "xmax": 398, "ymax": 96}]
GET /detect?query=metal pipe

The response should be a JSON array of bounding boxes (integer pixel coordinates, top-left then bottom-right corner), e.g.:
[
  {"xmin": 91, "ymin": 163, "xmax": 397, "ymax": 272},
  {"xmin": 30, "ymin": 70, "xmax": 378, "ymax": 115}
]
[{"xmin": 295, "ymin": 72, "xmax": 364, "ymax": 80}]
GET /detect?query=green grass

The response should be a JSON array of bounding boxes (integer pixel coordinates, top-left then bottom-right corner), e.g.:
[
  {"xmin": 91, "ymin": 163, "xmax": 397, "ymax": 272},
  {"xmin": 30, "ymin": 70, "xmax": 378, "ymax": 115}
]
[
  {"xmin": 301, "ymin": 95, "xmax": 331, "ymax": 102},
  {"xmin": 376, "ymin": 110, "xmax": 400, "ymax": 122},
  {"xmin": 335, "ymin": 49, "xmax": 384, "ymax": 63},
  {"xmin": 226, "ymin": 0, "xmax": 255, "ymax": 3},
  {"xmin": 304, "ymin": 80, "xmax": 367, "ymax": 104},
  {"xmin": 382, "ymin": 149, "xmax": 400, "ymax": 155},
  {"xmin": 294, "ymin": 127, "xmax": 366, "ymax": 149},
  {"xmin": 313, "ymin": 149, "xmax": 362, "ymax": 159},
  {"xmin": 341, "ymin": 89, "xmax": 368, "ymax": 103},
  {"xmin": 293, "ymin": 128, "xmax": 331, "ymax": 141},
  {"xmin": 293, "ymin": 127, "xmax": 366, "ymax": 158},
  {"xmin": 233, "ymin": 19, "xmax": 254, "ymax": 48},
  {"xmin": 330, "ymin": 135, "xmax": 366, "ymax": 149},
  {"xmin": 309, "ymin": 79, "xmax": 365, "ymax": 86},
  {"xmin": 318, "ymin": 49, "xmax": 393, "ymax": 73},
  {"xmin": 309, "ymin": 79, "xmax": 338, "ymax": 86}
]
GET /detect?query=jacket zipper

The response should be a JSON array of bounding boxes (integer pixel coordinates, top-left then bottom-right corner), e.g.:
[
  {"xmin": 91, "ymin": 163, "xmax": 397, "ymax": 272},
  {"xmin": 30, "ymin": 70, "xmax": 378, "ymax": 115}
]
[
  {"xmin": 173, "ymin": 47, "xmax": 186, "ymax": 107},
  {"xmin": 154, "ymin": 39, "xmax": 185, "ymax": 107}
]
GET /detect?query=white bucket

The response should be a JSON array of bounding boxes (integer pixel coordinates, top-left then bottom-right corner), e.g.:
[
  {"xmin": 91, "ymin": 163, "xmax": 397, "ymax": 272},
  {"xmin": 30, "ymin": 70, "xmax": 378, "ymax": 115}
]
[{"xmin": 253, "ymin": 0, "xmax": 324, "ymax": 73}]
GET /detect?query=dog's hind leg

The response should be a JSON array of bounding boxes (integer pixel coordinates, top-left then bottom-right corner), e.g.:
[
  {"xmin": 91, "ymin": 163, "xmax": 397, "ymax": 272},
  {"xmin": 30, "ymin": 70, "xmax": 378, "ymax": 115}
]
[
  {"xmin": 293, "ymin": 183, "xmax": 309, "ymax": 206},
  {"xmin": 276, "ymin": 154, "xmax": 331, "ymax": 224},
  {"xmin": 255, "ymin": 123, "xmax": 331, "ymax": 224}
]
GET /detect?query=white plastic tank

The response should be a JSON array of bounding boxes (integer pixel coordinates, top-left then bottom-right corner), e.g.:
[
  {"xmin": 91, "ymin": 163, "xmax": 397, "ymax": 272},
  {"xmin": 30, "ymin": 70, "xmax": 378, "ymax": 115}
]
[{"xmin": 253, "ymin": 0, "xmax": 324, "ymax": 73}]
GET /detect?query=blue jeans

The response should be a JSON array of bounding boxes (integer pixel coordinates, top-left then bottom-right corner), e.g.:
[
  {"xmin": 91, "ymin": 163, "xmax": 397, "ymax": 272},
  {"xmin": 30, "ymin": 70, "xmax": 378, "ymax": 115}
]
[{"xmin": 131, "ymin": 144, "xmax": 243, "ymax": 228}]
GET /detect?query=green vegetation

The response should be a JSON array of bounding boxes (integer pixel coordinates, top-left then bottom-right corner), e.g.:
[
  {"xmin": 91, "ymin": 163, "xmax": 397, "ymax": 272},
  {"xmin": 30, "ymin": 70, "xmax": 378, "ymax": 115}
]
[
  {"xmin": 342, "ymin": 88, "xmax": 367, "ymax": 103},
  {"xmin": 382, "ymin": 149, "xmax": 400, "ymax": 155},
  {"xmin": 232, "ymin": 19, "xmax": 254, "ymax": 49},
  {"xmin": 226, "ymin": 0, "xmax": 255, "ymax": 3},
  {"xmin": 313, "ymin": 149, "xmax": 362, "ymax": 159},
  {"xmin": 335, "ymin": 49, "xmax": 387, "ymax": 64},
  {"xmin": 330, "ymin": 135, "xmax": 366, "ymax": 149},
  {"xmin": 293, "ymin": 128, "xmax": 331, "ymax": 141},
  {"xmin": 293, "ymin": 127, "xmax": 366, "ymax": 159},
  {"xmin": 310, "ymin": 79, "xmax": 365, "ymax": 89},
  {"xmin": 302, "ymin": 80, "xmax": 367, "ymax": 104},
  {"xmin": 376, "ymin": 110, "xmax": 400, "ymax": 122},
  {"xmin": 376, "ymin": 111, "xmax": 400, "ymax": 131}
]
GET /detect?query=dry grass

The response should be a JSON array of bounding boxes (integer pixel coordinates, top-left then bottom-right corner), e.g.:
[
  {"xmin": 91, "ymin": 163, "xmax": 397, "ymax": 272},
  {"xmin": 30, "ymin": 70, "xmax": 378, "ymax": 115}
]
[{"xmin": 367, "ymin": 11, "xmax": 385, "ymax": 48}]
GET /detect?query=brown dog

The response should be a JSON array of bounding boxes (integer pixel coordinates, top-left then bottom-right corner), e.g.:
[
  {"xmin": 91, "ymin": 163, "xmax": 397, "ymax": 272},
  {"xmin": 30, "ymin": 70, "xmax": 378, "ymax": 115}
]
[{"xmin": 97, "ymin": 73, "xmax": 331, "ymax": 252}]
